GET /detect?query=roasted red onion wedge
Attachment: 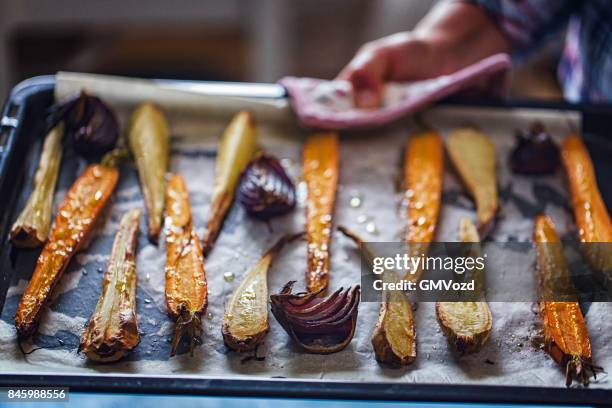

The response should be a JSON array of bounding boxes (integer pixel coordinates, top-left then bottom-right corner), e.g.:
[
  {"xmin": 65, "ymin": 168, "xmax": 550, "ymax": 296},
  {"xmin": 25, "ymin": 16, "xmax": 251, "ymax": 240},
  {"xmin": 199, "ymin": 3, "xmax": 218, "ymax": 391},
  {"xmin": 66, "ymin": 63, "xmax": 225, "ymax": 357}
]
[
  {"xmin": 50, "ymin": 91, "xmax": 119, "ymax": 157},
  {"xmin": 270, "ymin": 281, "xmax": 360, "ymax": 354},
  {"xmin": 237, "ymin": 152, "xmax": 296, "ymax": 220}
]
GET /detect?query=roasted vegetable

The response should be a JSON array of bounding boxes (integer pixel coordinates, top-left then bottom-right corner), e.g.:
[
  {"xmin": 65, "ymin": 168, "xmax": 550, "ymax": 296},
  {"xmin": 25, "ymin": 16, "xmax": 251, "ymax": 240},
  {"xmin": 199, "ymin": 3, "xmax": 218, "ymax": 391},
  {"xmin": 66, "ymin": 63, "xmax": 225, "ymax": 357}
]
[
  {"xmin": 338, "ymin": 226, "xmax": 416, "ymax": 366},
  {"xmin": 561, "ymin": 134, "xmax": 612, "ymax": 276},
  {"xmin": 50, "ymin": 91, "xmax": 119, "ymax": 156},
  {"xmin": 15, "ymin": 162, "xmax": 119, "ymax": 339},
  {"xmin": 447, "ymin": 127, "xmax": 498, "ymax": 237},
  {"xmin": 404, "ymin": 130, "xmax": 444, "ymax": 281},
  {"xmin": 127, "ymin": 102, "xmax": 170, "ymax": 243},
  {"xmin": 303, "ymin": 131, "xmax": 339, "ymax": 293},
  {"xmin": 10, "ymin": 124, "xmax": 64, "ymax": 248},
  {"xmin": 509, "ymin": 122, "xmax": 560, "ymax": 174},
  {"xmin": 165, "ymin": 174, "xmax": 208, "ymax": 356},
  {"xmin": 435, "ymin": 218, "xmax": 492, "ymax": 354},
  {"xmin": 270, "ymin": 281, "xmax": 360, "ymax": 354},
  {"xmin": 222, "ymin": 233, "xmax": 302, "ymax": 352},
  {"xmin": 237, "ymin": 152, "xmax": 296, "ymax": 221},
  {"xmin": 202, "ymin": 110, "xmax": 258, "ymax": 256},
  {"xmin": 534, "ymin": 214, "xmax": 602, "ymax": 387},
  {"xmin": 80, "ymin": 208, "xmax": 141, "ymax": 362}
]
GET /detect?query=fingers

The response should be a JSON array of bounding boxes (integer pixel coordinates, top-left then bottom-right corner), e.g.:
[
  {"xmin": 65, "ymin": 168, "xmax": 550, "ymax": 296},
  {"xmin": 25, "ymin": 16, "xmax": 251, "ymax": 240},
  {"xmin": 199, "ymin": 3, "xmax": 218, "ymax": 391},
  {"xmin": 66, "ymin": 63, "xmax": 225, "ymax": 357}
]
[{"xmin": 337, "ymin": 44, "xmax": 389, "ymax": 109}]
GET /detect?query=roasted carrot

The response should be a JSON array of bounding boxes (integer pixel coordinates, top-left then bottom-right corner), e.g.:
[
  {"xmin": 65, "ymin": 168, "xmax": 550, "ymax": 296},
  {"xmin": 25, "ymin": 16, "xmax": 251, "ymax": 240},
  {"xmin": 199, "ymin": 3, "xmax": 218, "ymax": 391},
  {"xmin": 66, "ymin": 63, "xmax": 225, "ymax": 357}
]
[
  {"xmin": 127, "ymin": 103, "xmax": 170, "ymax": 244},
  {"xmin": 404, "ymin": 130, "xmax": 444, "ymax": 281},
  {"xmin": 80, "ymin": 208, "xmax": 141, "ymax": 362},
  {"xmin": 561, "ymin": 134, "xmax": 612, "ymax": 275},
  {"xmin": 447, "ymin": 128, "xmax": 499, "ymax": 237},
  {"xmin": 10, "ymin": 124, "xmax": 64, "ymax": 248},
  {"xmin": 534, "ymin": 214, "xmax": 601, "ymax": 386},
  {"xmin": 222, "ymin": 233, "xmax": 302, "ymax": 352},
  {"xmin": 338, "ymin": 226, "xmax": 416, "ymax": 366},
  {"xmin": 303, "ymin": 131, "xmax": 339, "ymax": 293},
  {"xmin": 15, "ymin": 163, "xmax": 119, "ymax": 339},
  {"xmin": 202, "ymin": 110, "xmax": 258, "ymax": 256},
  {"xmin": 435, "ymin": 218, "xmax": 492, "ymax": 354},
  {"xmin": 165, "ymin": 174, "xmax": 208, "ymax": 356}
]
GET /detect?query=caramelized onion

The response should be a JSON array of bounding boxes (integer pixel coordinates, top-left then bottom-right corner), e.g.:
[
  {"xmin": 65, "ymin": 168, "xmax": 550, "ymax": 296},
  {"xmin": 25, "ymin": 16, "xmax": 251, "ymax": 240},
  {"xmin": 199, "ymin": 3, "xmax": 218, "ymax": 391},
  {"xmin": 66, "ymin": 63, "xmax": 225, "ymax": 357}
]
[
  {"xmin": 50, "ymin": 91, "xmax": 119, "ymax": 157},
  {"xmin": 509, "ymin": 122, "xmax": 560, "ymax": 175},
  {"xmin": 237, "ymin": 153, "xmax": 296, "ymax": 221},
  {"xmin": 270, "ymin": 281, "xmax": 360, "ymax": 354}
]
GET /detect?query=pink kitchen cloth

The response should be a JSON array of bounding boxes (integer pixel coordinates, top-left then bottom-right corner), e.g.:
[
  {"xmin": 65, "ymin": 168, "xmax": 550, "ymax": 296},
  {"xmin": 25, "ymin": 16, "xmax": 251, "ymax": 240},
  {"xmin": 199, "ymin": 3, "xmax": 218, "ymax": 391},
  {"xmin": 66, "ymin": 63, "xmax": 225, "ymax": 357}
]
[{"xmin": 279, "ymin": 53, "xmax": 511, "ymax": 130}]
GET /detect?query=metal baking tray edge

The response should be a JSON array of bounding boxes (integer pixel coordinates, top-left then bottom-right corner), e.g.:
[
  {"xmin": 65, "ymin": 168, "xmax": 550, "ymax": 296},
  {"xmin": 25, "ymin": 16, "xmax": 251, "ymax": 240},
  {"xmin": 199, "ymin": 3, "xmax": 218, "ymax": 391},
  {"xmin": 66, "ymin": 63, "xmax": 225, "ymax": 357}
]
[{"xmin": 1, "ymin": 75, "xmax": 611, "ymax": 405}]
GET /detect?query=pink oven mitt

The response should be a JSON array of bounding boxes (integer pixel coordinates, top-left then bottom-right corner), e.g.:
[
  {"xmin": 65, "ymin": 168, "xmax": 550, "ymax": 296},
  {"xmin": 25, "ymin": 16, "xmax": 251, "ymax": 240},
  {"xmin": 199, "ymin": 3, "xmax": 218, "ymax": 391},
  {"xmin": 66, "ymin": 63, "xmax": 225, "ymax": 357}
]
[{"xmin": 279, "ymin": 53, "xmax": 511, "ymax": 129}]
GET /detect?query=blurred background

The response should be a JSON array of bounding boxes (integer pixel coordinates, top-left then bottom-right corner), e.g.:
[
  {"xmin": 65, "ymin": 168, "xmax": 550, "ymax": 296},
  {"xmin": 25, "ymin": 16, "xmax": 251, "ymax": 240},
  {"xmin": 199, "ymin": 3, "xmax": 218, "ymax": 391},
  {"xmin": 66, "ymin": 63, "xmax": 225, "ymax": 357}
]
[{"xmin": 0, "ymin": 0, "xmax": 563, "ymax": 100}]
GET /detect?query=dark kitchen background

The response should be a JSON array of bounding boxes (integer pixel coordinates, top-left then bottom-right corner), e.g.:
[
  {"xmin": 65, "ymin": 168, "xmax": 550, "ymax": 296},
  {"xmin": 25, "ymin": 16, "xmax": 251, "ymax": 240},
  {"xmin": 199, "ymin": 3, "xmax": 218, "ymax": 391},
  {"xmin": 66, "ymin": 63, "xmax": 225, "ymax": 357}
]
[{"xmin": 0, "ymin": 0, "xmax": 563, "ymax": 101}]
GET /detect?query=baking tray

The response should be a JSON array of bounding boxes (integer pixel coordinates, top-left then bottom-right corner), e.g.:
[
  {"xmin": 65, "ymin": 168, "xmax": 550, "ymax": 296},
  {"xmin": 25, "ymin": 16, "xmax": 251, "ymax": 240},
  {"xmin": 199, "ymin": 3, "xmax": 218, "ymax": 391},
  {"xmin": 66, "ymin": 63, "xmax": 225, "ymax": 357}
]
[{"xmin": 0, "ymin": 75, "xmax": 611, "ymax": 405}]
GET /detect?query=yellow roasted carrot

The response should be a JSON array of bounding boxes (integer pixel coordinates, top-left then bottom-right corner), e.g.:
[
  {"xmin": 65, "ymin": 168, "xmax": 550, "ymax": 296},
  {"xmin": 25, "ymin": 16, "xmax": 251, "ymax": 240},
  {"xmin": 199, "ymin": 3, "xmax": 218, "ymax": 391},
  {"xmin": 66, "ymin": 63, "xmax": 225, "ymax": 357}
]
[
  {"xmin": 534, "ymin": 214, "xmax": 601, "ymax": 386},
  {"xmin": 435, "ymin": 218, "xmax": 492, "ymax": 354},
  {"xmin": 10, "ymin": 124, "xmax": 64, "ymax": 247},
  {"xmin": 80, "ymin": 208, "xmax": 141, "ymax": 362},
  {"xmin": 404, "ymin": 130, "xmax": 444, "ymax": 281},
  {"xmin": 561, "ymin": 134, "xmax": 612, "ymax": 275},
  {"xmin": 303, "ymin": 131, "xmax": 339, "ymax": 293},
  {"xmin": 127, "ymin": 103, "xmax": 170, "ymax": 243},
  {"xmin": 338, "ymin": 226, "xmax": 416, "ymax": 366},
  {"xmin": 15, "ymin": 163, "xmax": 119, "ymax": 339},
  {"xmin": 447, "ymin": 128, "xmax": 498, "ymax": 237},
  {"xmin": 202, "ymin": 110, "xmax": 258, "ymax": 256},
  {"xmin": 165, "ymin": 174, "xmax": 208, "ymax": 356}
]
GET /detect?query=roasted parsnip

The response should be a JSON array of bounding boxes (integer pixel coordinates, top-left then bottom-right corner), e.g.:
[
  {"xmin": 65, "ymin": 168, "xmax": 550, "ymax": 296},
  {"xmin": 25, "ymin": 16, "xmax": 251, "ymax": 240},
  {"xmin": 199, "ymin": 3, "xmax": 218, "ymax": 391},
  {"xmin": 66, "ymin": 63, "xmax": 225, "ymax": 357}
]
[
  {"xmin": 222, "ymin": 233, "xmax": 301, "ymax": 352},
  {"xmin": 80, "ymin": 208, "xmax": 141, "ymax": 362},
  {"xmin": 339, "ymin": 226, "xmax": 416, "ymax": 366},
  {"xmin": 303, "ymin": 131, "xmax": 339, "ymax": 293},
  {"xmin": 404, "ymin": 130, "xmax": 443, "ymax": 281},
  {"xmin": 435, "ymin": 218, "xmax": 492, "ymax": 354},
  {"xmin": 202, "ymin": 110, "xmax": 258, "ymax": 256},
  {"xmin": 447, "ymin": 128, "xmax": 498, "ymax": 237},
  {"xmin": 561, "ymin": 135, "xmax": 612, "ymax": 276},
  {"xmin": 10, "ymin": 124, "xmax": 64, "ymax": 248},
  {"xmin": 15, "ymin": 162, "xmax": 119, "ymax": 339},
  {"xmin": 165, "ymin": 174, "xmax": 208, "ymax": 356},
  {"xmin": 127, "ymin": 102, "xmax": 170, "ymax": 243},
  {"xmin": 534, "ymin": 214, "xmax": 601, "ymax": 386}
]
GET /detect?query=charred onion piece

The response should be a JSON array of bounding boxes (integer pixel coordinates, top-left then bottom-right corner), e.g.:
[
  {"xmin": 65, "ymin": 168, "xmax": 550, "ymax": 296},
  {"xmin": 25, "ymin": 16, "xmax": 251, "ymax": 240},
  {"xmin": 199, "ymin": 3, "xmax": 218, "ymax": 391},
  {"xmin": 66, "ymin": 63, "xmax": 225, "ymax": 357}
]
[
  {"xmin": 202, "ymin": 110, "xmax": 258, "ymax": 256},
  {"xmin": 165, "ymin": 174, "xmax": 208, "ymax": 356},
  {"xmin": 270, "ymin": 281, "xmax": 360, "ymax": 354},
  {"xmin": 447, "ymin": 127, "xmax": 498, "ymax": 237},
  {"xmin": 80, "ymin": 208, "xmax": 141, "ymax": 362},
  {"xmin": 15, "ymin": 161, "xmax": 119, "ymax": 339},
  {"xmin": 10, "ymin": 124, "xmax": 64, "ymax": 248},
  {"xmin": 338, "ymin": 226, "xmax": 416, "ymax": 366},
  {"xmin": 534, "ymin": 214, "xmax": 602, "ymax": 387},
  {"xmin": 509, "ymin": 122, "xmax": 560, "ymax": 174},
  {"xmin": 51, "ymin": 91, "xmax": 119, "ymax": 156},
  {"xmin": 404, "ymin": 130, "xmax": 443, "ymax": 281},
  {"xmin": 435, "ymin": 218, "xmax": 492, "ymax": 355},
  {"xmin": 222, "ymin": 233, "xmax": 302, "ymax": 352},
  {"xmin": 127, "ymin": 102, "xmax": 170, "ymax": 243},
  {"xmin": 237, "ymin": 152, "xmax": 296, "ymax": 221},
  {"xmin": 303, "ymin": 131, "xmax": 339, "ymax": 293},
  {"xmin": 561, "ymin": 134, "xmax": 612, "ymax": 277}
]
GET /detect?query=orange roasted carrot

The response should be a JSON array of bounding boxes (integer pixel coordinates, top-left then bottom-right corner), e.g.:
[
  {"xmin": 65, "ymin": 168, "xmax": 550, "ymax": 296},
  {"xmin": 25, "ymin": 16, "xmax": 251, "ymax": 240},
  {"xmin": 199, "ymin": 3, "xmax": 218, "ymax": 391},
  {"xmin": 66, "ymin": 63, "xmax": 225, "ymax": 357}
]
[
  {"xmin": 561, "ymin": 134, "xmax": 612, "ymax": 274},
  {"xmin": 15, "ymin": 163, "xmax": 119, "ymax": 339},
  {"xmin": 534, "ymin": 214, "xmax": 601, "ymax": 386},
  {"xmin": 303, "ymin": 131, "xmax": 339, "ymax": 293},
  {"xmin": 404, "ymin": 130, "xmax": 444, "ymax": 280},
  {"xmin": 165, "ymin": 174, "xmax": 208, "ymax": 356}
]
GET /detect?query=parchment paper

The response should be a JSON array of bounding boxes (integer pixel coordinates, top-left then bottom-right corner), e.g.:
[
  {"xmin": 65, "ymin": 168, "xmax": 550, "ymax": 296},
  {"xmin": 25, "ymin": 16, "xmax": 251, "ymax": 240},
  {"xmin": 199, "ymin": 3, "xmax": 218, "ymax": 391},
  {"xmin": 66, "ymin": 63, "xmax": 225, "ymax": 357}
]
[{"xmin": 1, "ymin": 74, "xmax": 610, "ymax": 390}]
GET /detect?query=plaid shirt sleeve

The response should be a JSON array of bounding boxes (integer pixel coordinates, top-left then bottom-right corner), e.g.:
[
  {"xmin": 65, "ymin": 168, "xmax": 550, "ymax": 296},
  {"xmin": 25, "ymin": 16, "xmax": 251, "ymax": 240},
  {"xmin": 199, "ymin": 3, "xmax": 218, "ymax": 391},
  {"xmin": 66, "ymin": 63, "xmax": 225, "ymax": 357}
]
[{"xmin": 466, "ymin": 0, "xmax": 579, "ymax": 61}]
